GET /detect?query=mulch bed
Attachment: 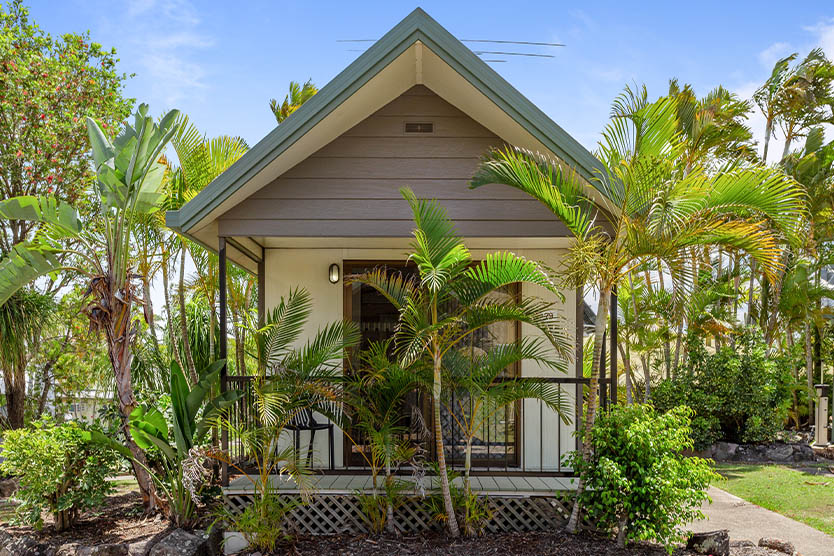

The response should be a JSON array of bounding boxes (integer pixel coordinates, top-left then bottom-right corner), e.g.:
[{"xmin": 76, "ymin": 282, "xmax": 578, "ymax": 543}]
[
  {"xmin": 1, "ymin": 490, "xmax": 172, "ymax": 549},
  {"xmin": 283, "ymin": 531, "xmax": 695, "ymax": 556}
]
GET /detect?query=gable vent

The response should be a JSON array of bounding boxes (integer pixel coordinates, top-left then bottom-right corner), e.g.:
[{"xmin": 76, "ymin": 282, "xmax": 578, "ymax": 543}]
[{"xmin": 404, "ymin": 122, "xmax": 434, "ymax": 133}]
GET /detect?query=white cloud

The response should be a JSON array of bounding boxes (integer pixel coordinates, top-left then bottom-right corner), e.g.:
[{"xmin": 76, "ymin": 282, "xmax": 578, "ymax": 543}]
[
  {"xmin": 758, "ymin": 41, "xmax": 792, "ymax": 69},
  {"xmin": 118, "ymin": 0, "xmax": 213, "ymax": 107},
  {"xmin": 804, "ymin": 18, "xmax": 834, "ymax": 58}
]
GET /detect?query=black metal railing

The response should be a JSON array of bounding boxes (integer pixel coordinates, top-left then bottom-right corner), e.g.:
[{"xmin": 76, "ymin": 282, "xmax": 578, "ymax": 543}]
[{"xmin": 222, "ymin": 374, "xmax": 614, "ymax": 478}]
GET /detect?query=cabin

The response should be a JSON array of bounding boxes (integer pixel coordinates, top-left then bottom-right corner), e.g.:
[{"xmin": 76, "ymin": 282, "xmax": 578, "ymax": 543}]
[{"xmin": 166, "ymin": 8, "xmax": 617, "ymax": 535}]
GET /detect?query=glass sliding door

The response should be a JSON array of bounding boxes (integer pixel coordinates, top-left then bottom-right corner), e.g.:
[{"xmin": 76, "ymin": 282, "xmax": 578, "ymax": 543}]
[{"xmin": 343, "ymin": 261, "xmax": 520, "ymax": 468}]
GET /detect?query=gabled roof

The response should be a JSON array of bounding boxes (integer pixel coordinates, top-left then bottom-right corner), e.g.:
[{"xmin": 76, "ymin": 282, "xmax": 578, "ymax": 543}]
[{"xmin": 166, "ymin": 8, "xmax": 605, "ymax": 253}]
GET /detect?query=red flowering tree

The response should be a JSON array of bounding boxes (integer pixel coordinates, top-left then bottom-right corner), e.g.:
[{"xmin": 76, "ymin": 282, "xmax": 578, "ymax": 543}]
[{"xmin": 0, "ymin": 0, "xmax": 131, "ymax": 428}]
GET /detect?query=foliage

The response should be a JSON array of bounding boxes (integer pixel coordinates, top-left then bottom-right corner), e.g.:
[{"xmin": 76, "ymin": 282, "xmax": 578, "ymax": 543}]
[
  {"xmin": 213, "ymin": 492, "xmax": 299, "ymax": 550},
  {"xmin": 652, "ymin": 328, "xmax": 793, "ymax": 447},
  {"xmin": 127, "ymin": 359, "xmax": 241, "ymax": 526},
  {"xmin": 472, "ymin": 84, "xmax": 805, "ymax": 532},
  {"xmin": 565, "ymin": 405, "xmax": 717, "ymax": 551},
  {"xmin": 0, "ymin": 0, "xmax": 132, "ymax": 254},
  {"xmin": 342, "ymin": 340, "xmax": 419, "ymax": 534},
  {"xmin": 210, "ymin": 287, "xmax": 359, "ymax": 548},
  {"xmin": 0, "ymin": 417, "xmax": 118, "ymax": 531},
  {"xmin": 270, "ymin": 80, "xmax": 317, "ymax": 123},
  {"xmin": 423, "ymin": 464, "xmax": 493, "ymax": 537}
]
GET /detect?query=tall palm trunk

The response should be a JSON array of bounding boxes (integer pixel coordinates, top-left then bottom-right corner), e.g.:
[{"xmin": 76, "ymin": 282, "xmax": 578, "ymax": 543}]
[
  {"xmin": 618, "ymin": 343, "xmax": 633, "ymax": 405},
  {"xmin": 746, "ymin": 260, "xmax": 757, "ymax": 326},
  {"xmin": 141, "ymin": 274, "xmax": 161, "ymax": 353},
  {"xmin": 432, "ymin": 346, "xmax": 459, "ymax": 537},
  {"xmin": 3, "ymin": 357, "xmax": 26, "ymax": 429},
  {"xmin": 162, "ymin": 255, "xmax": 184, "ymax": 372},
  {"xmin": 178, "ymin": 246, "xmax": 198, "ymax": 384},
  {"xmin": 567, "ymin": 285, "xmax": 611, "ymax": 534},
  {"xmin": 103, "ymin": 280, "xmax": 156, "ymax": 509},
  {"xmin": 805, "ymin": 320, "xmax": 815, "ymax": 427}
]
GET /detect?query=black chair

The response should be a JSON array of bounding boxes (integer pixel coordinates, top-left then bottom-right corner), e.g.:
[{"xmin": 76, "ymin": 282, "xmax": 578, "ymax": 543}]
[{"xmin": 285, "ymin": 408, "xmax": 335, "ymax": 470}]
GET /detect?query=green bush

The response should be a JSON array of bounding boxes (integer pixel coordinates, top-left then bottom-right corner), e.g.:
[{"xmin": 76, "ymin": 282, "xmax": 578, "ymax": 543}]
[
  {"xmin": 652, "ymin": 328, "xmax": 793, "ymax": 448},
  {"xmin": 0, "ymin": 418, "xmax": 119, "ymax": 531},
  {"xmin": 566, "ymin": 405, "xmax": 717, "ymax": 552}
]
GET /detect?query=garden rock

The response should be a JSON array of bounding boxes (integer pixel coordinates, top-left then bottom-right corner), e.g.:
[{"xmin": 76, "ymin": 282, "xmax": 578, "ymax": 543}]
[
  {"xmin": 764, "ymin": 444, "xmax": 794, "ymax": 462},
  {"xmin": 0, "ymin": 479, "xmax": 18, "ymax": 498},
  {"xmin": 714, "ymin": 442, "xmax": 739, "ymax": 460},
  {"xmin": 0, "ymin": 529, "xmax": 47, "ymax": 556},
  {"xmin": 758, "ymin": 537, "xmax": 795, "ymax": 555},
  {"xmin": 687, "ymin": 529, "xmax": 729, "ymax": 556},
  {"xmin": 149, "ymin": 529, "xmax": 208, "ymax": 556}
]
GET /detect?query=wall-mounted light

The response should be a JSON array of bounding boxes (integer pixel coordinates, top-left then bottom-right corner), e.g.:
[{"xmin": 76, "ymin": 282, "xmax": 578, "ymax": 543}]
[{"xmin": 328, "ymin": 263, "xmax": 341, "ymax": 284}]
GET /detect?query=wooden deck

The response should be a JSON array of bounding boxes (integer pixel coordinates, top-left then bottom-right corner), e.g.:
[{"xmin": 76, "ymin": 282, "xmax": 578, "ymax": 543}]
[{"xmin": 224, "ymin": 473, "xmax": 576, "ymax": 496}]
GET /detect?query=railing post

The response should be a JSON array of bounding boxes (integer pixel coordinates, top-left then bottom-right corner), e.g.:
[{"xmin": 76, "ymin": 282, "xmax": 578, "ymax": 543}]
[
  {"xmin": 219, "ymin": 237, "xmax": 228, "ymax": 486},
  {"xmin": 610, "ymin": 286, "xmax": 618, "ymax": 406}
]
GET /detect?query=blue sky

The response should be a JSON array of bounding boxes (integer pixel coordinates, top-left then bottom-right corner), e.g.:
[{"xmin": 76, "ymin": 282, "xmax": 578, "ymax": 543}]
[{"xmin": 26, "ymin": 1, "xmax": 834, "ymax": 164}]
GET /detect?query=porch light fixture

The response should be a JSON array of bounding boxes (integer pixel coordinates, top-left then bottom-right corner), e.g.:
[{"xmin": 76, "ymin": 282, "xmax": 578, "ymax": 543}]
[{"xmin": 328, "ymin": 263, "xmax": 341, "ymax": 284}]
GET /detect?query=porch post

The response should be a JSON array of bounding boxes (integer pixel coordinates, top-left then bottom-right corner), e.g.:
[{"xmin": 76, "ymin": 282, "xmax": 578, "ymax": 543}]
[
  {"xmin": 610, "ymin": 286, "xmax": 618, "ymax": 406},
  {"xmin": 258, "ymin": 258, "xmax": 265, "ymax": 329},
  {"xmin": 218, "ymin": 237, "xmax": 228, "ymax": 486},
  {"xmin": 575, "ymin": 287, "xmax": 584, "ymax": 451}
]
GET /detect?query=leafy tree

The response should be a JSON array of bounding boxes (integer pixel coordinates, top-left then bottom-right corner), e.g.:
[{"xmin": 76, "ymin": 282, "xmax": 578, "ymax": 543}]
[
  {"xmin": 0, "ymin": 0, "xmax": 132, "ymax": 254},
  {"xmin": 270, "ymin": 79, "xmax": 317, "ymax": 124},
  {"xmin": 471, "ymin": 85, "xmax": 805, "ymax": 532},
  {"xmin": 0, "ymin": 417, "xmax": 119, "ymax": 531},
  {"xmin": 566, "ymin": 405, "xmax": 717, "ymax": 551},
  {"xmin": 350, "ymin": 188, "xmax": 571, "ymax": 537},
  {"xmin": 0, "ymin": 104, "xmax": 180, "ymax": 509}
]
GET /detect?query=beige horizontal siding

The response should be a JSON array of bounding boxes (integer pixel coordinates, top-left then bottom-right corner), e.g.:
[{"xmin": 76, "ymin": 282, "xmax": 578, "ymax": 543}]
[{"xmin": 219, "ymin": 85, "xmax": 568, "ymax": 238}]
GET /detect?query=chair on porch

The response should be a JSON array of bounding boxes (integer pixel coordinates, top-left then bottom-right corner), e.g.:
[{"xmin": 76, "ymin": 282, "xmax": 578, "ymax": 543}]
[{"xmin": 286, "ymin": 408, "xmax": 335, "ymax": 470}]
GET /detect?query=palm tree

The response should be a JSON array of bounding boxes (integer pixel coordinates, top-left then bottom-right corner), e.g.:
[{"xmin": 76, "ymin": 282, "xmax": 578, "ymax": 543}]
[
  {"xmin": 349, "ymin": 187, "xmax": 572, "ymax": 537},
  {"xmin": 441, "ymin": 339, "xmax": 570, "ymax": 499},
  {"xmin": 342, "ymin": 340, "xmax": 420, "ymax": 534},
  {"xmin": 270, "ymin": 80, "xmax": 318, "ymax": 124},
  {"xmin": 0, "ymin": 289, "xmax": 54, "ymax": 428},
  {"xmin": 0, "ymin": 104, "xmax": 179, "ymax": 508},
  {"xmin": 471, "ymin": 87, "xmax": 806, "ymax": 532},
  {"xmin": 164, "ymin": 117, "xmax": 249, "ymax": 383}
]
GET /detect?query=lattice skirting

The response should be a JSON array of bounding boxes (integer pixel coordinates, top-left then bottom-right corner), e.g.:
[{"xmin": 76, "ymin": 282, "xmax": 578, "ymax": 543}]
[{"xmin": 223, "ymin": 492, "xmax": 576, "ymax": 536}]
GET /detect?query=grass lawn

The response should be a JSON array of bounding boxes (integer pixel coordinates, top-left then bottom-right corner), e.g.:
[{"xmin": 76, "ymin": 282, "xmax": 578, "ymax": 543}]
[{"xmin": 715, "ymin": 463, "xmax": 834, "ymax": 536}]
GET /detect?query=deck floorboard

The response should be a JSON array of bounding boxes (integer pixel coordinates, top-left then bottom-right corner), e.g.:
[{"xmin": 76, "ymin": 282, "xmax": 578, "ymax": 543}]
[{"xmin": 224, "ymin": 473, "xmax": 574, "ymax": 495}]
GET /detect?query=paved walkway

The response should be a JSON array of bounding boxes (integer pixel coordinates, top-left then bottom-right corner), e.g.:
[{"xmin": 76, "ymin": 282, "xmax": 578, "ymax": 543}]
[{"xmin": 689, "ymin": 486, "xmax": 834, "ymax": 556}]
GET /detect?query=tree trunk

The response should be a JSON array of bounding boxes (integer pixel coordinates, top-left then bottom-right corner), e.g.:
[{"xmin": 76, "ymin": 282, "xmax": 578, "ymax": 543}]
[
  {"xmin": 805, "ymin": 320, "xmax": 815, "ymax": 428},
  {"xmin": 162, "ymin": 256, "xmax": 185, "ymax": 373},
  {"xmin": 4, "ymin": 357, "xmax": 26, "ymax": 429},
  {"xmin": 142, "ymin": 274, "xmax": 161, "ymax": 353},
  {"xmin": 384, "ymin": 462, "xmax": 397, "ymax": 535},
  {"xmin": 105, "ymin": 285, "xmax": 157, "ymax": 510},
  {"xmin": 641, "ymin": 355, "xmax": 651, "ymax": 402},
  {"xmin": 178, "ymin": 246, "xmax": 198, "ymax": 383},
  {"xmin": 619, "ymin": 343, "xmax": 633, "ymax": 405},
  {"xmin": 746, "ymin": 260, "xmax": 757, "ymax": 326},
  {"xmin": 567, "ymin": 285, "xmax": 611, "ymax": 534},
  {"xmin": 786, "ymin": 331, "xmax": 801, "ymax": 429},
  {"xmin": 433, "ymin": 349, "xmax": 459, "ymax": 537}
]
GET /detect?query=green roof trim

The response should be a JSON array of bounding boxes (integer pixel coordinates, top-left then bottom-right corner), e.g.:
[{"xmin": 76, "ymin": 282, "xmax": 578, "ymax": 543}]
[{"xmin": 166, "ymin": 7, "xmax": 605, "ymax": 234}]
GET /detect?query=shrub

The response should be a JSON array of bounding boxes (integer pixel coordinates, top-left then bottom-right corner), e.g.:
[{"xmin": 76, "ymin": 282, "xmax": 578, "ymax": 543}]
[
  {"xmin": 0, "ymin": 418, "xmax": 118, "ymax": 531},
  {"xmin": 652, "ymin": 328, "xmax": 793, "ymax": 448},
  {"xmin": 566, "ymin": 405, "xmax": 717, "ymax": 552},
  {"xmin": 424, "ymin": 464, "xmax": 493, "ymax": 536}
]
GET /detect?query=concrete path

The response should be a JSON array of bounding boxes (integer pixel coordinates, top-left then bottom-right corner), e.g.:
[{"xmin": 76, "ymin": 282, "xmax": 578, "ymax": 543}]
[{"xmin": 689, "ymin": 486, "xmax": 834, "ymax": 556}]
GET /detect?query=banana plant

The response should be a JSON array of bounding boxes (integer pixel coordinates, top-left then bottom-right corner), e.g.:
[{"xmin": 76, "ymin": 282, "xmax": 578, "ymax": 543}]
[
  {"xmin": 130, "ymin": 359, "xmax": 242, "ymax": 460},
  {"xmin": 128, "ymin": 359, "xmax": 242, "ymax": 526},
  {"xmin": 0, "ymin": 104, "xmax": 179, "ymax": 509}
]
